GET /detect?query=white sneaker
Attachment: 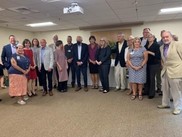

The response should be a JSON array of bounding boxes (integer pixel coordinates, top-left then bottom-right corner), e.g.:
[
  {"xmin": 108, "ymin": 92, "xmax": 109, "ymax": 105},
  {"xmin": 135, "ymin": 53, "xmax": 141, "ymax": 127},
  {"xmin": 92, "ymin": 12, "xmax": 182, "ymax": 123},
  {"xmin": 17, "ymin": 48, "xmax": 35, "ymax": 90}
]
[
  {"xmin": 17, "ymin": 100, "xmax": 26, "ymax": 105},
  {"xmin": 173, "ymin": 109, "xmax": 181, "ymax": 115},
  {"xmin": 103, "ymin": 90, "xmax": 108, "ymax": 93},
  {"xmin": 23, "ymin": 96, "xmax": 29, "ymax": 101}
]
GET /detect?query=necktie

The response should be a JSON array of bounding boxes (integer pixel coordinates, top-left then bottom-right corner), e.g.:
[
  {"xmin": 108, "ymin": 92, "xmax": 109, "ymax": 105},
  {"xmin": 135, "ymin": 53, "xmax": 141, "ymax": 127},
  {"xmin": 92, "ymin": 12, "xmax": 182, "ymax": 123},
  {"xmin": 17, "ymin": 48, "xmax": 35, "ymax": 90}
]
[{"xmin": 163, "ymin": 44, "xmax": 169, "ymax": 58}]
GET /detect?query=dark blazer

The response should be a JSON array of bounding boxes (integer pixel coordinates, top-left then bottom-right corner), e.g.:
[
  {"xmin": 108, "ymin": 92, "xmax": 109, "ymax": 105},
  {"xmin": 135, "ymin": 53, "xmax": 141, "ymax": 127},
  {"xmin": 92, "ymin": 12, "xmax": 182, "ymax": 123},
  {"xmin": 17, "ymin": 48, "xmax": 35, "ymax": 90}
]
[
  {"xmin": 96, "ymin": 46, "xmax": 111, "ymax": 65},
  {"xmin": 1, "ymin": 44, "xmax": 13, "ymax": 69},
  {"xmin": 140, "ymin": 37, "xmax": 157, "ymax": 46},
  {"xmin": 112, "ymin": 40, "xmax": 128, "ymax": 67},
  {"xmin": 73, "ymin": 43, "xmax": 88, "ymax": 67}
]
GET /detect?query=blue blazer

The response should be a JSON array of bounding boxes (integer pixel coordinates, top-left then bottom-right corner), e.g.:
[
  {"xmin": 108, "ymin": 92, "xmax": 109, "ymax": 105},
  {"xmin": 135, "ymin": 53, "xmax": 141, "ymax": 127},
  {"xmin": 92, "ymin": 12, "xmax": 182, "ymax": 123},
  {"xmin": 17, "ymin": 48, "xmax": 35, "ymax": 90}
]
[
  {"xmin": 113, "ymin": 40, "xmax": 128, "ymax": 67},
  {"xmin": 1, "ymin": 44, "xmax": 13, "ymax": 69},
  {"xmin": 73, "ymin": 43, "xmax": 88, "ymax": 67}
]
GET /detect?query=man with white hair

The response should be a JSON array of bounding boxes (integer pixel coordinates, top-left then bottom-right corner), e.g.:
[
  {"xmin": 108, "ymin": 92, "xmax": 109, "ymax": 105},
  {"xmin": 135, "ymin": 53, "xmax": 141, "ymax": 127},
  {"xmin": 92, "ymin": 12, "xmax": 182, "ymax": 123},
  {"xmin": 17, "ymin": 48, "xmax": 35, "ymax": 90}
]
[
  {"xmin": 49, "ymin": 34, "xmax": 58, "ymax": 88},
  {"xmin": 113, "ymin": 32, "xmax": 128, "ymax": 91},
  {"xmin": 157, "ymin": 31, "xmax": 182, "ymax": 115}
]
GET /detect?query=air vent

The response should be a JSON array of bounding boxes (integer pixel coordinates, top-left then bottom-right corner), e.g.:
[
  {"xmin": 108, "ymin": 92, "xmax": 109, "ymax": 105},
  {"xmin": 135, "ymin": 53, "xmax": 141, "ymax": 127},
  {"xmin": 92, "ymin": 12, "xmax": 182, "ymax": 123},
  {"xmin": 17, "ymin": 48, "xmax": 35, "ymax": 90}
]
[{"xmin": 8, "ymin": 6, "xmax": 39, "ymax": 14}]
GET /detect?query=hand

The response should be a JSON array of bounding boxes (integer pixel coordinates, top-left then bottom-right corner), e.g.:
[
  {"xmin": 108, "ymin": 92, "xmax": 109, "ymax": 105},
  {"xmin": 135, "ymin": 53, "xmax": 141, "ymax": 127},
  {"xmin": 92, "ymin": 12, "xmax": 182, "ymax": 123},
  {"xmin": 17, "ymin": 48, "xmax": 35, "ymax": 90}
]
[
  {"xmin": 68, "ymin": 58, "xmax": 73, "ymax": 63},
  {"xmin": 59, "ymin": 67, "xmax": 62, "ymax": 72},
  {"xmin": 77, "ymin": 61, "xmax": 82, "ymax": 66},
  {"xmin": 133, "ymin": 66, "xmax": 142, "ymax": 71},
  {"xmin": 48, "ymin": 68, "xmax": 52, "ymax": 72}
]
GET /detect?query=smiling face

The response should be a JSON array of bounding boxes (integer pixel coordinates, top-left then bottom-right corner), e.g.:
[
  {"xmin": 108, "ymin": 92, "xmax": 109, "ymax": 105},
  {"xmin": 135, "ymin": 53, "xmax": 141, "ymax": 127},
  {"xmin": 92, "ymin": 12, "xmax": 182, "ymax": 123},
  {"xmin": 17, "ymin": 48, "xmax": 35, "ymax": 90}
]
[
  {"xmin": 17, "ymin": 44, "xmax": 24, "ymax": 55},
  {"xmin": 133, "ymin": 38, "xmax": 141, "ymax": 48},
  {"xmin": 40, "ymin": 39, "xmax": 47, "ymax": 48},
  {"xmin": 162, "ymin": 31, "xmax": 173, "ymax": 45},
  {"xmin": 9, "ymin": 35, "xmax": 16, "ymax": 45}
]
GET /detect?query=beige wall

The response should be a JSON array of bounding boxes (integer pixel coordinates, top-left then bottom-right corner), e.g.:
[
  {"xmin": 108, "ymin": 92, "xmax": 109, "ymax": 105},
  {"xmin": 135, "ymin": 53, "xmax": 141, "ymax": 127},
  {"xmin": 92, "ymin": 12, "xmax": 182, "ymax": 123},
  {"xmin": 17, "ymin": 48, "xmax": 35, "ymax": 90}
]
[{"xmin": 1, "ymin": 19, "xmax": 182, "ymax": 52}]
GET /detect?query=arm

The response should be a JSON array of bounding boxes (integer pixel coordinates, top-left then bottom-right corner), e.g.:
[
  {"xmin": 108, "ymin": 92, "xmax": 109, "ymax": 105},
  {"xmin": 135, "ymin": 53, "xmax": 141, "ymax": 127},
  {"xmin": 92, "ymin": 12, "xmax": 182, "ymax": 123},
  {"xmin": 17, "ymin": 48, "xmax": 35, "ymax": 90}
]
[
  {"xmin": 48, "ymin": 48, "xmax": 54, "ymax": 70},
  {"xmin": 1, "ymin": 46, "xmax": 9, "ymax": 69},
  {"xmin": 140, "ymin": 51, "xmax": 148, "ymax": 67},
  {"xmin": 81, "ymin": 44, "xmax": 88, "ymax": 64},
  {"xmin": 100, "ymin": 46, "xmax": 111, "ymax": 64}
]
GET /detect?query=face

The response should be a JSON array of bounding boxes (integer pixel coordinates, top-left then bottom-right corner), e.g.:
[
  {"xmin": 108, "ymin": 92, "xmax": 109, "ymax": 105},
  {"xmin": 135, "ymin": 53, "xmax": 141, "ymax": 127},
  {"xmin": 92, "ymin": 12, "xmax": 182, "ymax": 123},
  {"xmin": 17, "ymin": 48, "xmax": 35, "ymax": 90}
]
[
  {"xmin": 17, "ymin": 45, "xmax": 24, "ymax": 54},
  {"xmin": 143, "ymin": 29, "xmax": 150, "ymax": 38},
  {"xmin": 147, "ymin": 34, "xmax": 154, "ymax": 42},
  {"xmin": 127, "ymin": 37, "xmax": 134, "ymax": 46},
  {"xmin": 117, "ymin": 34, "xmax": 124, "ymax": 42},
  {"xmin": 89, "ymin": 38, "xmax": 95, "ymax": 44},
  {"xmin": 33, "ymin": 39, "xmax": 38, "ymax": 47},
  {"xmin": 53, "ymin": 35, "xmax": 58, "ymax": 43},
  {"xmin": 25, "ymin": 41, "xmax": 31, "ymax": 48},
  {"xmin": 40, "ymin": 39, "xmax": 47, "ymax": 47},
  {"xmin": 9, "ymin": 36, "xmax": 16, "ymax": 45},
  {"xmin": 162, "ymin": 32, "xmax": 173, "ymax": 45},
  {"xmin": 76, "ymin": 36, "xmax": 82, "ymax": 42},
  {"xmin": 134, "ymin": 39, "xmax": 141, "ymax": 48},
  {"xmin": 100, "ymin": 39, "xmax": 105, "ymax": 47},
  {"xmin": 67, "ymin": 37, "xmax": 72, "ymax": 44}
]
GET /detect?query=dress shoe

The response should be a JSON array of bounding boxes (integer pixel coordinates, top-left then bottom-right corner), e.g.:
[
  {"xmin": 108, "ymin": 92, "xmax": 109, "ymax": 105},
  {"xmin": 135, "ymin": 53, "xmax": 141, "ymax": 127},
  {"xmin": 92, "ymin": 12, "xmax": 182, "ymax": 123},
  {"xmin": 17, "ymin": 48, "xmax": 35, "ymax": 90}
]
[
  {"xmin": 148, "ymin": 96, "xmax": 154, "ymax": 99},
  {"xmin": 173, "ymin": 109, "xmax": 181, "ymax": 115},
  {"xmin": 42, "ymin": 92, "xmax": 47, "ymax": 96},
  {"xmin": 157, "ymin": 105, "xmax": 170, "ymax": 109},
  {"xmin": 115, "ymin": 88, "xmax": 121, "ymax": 91},
  {"xmin": 0, "ymin": 99, "xmax": 2, "ymax": 102},
  {"xmin": 99, "ymin": 88, "xmax": 103, "ymax": 92},
  {"xmin": 75, "ymin": 87, "xmax": 81, "ymax": 91},
  {"xmin": 170, "ymin": 99, "xmax": 173, "ymax": 102},
  {"xmin": 84, "ymin": 87, "xmax": 88, "ymax": 92},
  {"xmin": 49, "ymin": 91, "xmax": 53, "ymax": 96}
]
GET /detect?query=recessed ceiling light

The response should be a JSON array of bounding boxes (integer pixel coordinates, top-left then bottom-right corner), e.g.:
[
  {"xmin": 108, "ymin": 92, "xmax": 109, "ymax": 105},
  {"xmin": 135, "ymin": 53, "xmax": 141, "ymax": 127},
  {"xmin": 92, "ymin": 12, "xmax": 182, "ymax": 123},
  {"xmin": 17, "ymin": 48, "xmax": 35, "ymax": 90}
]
[
  {"xmin": 159, "ymin": 7, "xmax": 182, "ymax": 14},
  {"xmin": 26, "ymin": 22, "xmax": 56, "ymax": 27}
]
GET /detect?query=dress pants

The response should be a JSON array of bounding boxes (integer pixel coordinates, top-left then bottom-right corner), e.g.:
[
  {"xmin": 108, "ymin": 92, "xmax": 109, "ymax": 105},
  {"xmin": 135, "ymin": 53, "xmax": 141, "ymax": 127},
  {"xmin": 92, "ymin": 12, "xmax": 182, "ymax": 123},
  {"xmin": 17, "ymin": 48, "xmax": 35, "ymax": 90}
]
[
  {"xmin": 114, "ymin": 64, "xmax": 126, "ymax": 89},
  {"xmin": 40, "ymin": 64, "xmax": 53, "ymax": 92},
  {"xmin": 67, "ymin": 62, "xmax": 75, "ymax": 86},
  {"xmin": 76, "ymin": 66, "xmax": 87, "ymax": 87},
  {"xmin": 145, "ymin": 64, "xmax": 161, "ymax": 97},
  {"xmin": 99, "ymin": 65, "xmax": 110, "ymax": 91},
  {"xmin": 52, "ymin": 65, "xmax": 58, "ymax": 86},
  {"xmin": 58, "ymin": 81, "xmax": 67, "ymax": 91},
  {"xmin": 162, "ymin": 72, "xmax": 182, "ymax": 110}
]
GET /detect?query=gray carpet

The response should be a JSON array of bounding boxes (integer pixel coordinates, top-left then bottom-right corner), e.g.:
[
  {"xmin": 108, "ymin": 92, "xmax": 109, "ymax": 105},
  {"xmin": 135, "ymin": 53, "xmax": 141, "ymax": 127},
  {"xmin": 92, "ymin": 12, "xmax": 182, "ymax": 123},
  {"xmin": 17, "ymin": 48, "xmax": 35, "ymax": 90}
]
[{"xmin": 0, "ymin": 87, "xmax": 182, "ymax": 137}]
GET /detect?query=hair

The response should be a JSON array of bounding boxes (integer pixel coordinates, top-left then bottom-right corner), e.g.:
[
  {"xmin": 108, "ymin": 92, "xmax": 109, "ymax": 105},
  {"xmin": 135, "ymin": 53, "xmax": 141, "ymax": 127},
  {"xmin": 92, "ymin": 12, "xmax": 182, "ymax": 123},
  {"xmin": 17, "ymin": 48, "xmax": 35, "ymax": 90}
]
[
  {"xmin": 173, "ymin": 34, "xmax": 178, "ymax": 41},
  {"xmin": 99, "ymin": 37, "xmax": 108, "ymax": 48},
  {"xmin": 22, "ymin": 39, "xmax": 31, "ymax": 48},
  {"xmin": 89, "ymin": 35, "xmax": 96, "ymax": 41},
  {"xmin": 128, "ymin": 35, "xmax": 135, "ymax": 39},
  {"xmin": 68, "ymin": 35, "xmax": 72, "ymax": 39},
  {"xmin": 117, "ymin": 32, "xmax": 125, "ymax": 37},
  {"xmin": 16, "ymin": 43, "xmax": 23, "ymax": 49},
  {"xmin": 161, "ymin": 30, "xmax": 173, "ymax": 37},
  {"xmin": 9, "ymin": 35, "xmax": 15, "ymax": 39},
  {"xmin": 32, "ymin": 38, "xmax": 40, "ymax": 47},
  {"xmin": 143, "ymin": 28, "xmax": 151, "ymax": 31},
  {"xmin": 133, "ymin": 37, "xmax": 141, "ymax": 48},
  {"xmin": 56, "ymin": 40, "xmax": 63, "ymax": 47},
  {"xmin": 148, "ymin": 33, "xmax": 155, "ymax": 39}
]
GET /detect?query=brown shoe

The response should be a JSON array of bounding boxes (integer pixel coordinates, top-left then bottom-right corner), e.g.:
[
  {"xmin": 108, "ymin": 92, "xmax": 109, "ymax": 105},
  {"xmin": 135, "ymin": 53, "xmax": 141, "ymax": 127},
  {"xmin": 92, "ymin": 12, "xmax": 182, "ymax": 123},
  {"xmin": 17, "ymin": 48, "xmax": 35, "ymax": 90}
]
[
  {"xmin": 42, "ymin": 92, "xmax": 47, "ymax": 96},
  {"xmin": 84, "ymin": 87, "xmax": 88, "ymax": 92},
  {"xmin": 75, "ymin": 87, "xmax": 81, "ymax": 91},
  {"xmin": 49, "ymin": 91, "xmax": 53, "ymax": 96}
]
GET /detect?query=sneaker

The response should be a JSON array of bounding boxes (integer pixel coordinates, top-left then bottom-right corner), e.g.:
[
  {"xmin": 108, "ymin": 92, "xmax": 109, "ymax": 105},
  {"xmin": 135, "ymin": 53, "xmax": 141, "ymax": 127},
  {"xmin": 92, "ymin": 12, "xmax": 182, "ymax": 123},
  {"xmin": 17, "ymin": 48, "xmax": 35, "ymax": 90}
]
[
  {"xmin": 173, "ymin": 109, "xmax": 181, "ymax": 115},
  {"xmin": 103, "ymin": 90, "xmax": 108, "ymax": 93},
  {"xmin": 17, "ymin": 100, "xmax": 26, "ymax": 105},
  {"xmin": 23, "ymin": 96, "xmax": 29, "ymax": 101},
  {"xmin": 157, "ymin": 105, "xmax": 170, "ymax": 109}
]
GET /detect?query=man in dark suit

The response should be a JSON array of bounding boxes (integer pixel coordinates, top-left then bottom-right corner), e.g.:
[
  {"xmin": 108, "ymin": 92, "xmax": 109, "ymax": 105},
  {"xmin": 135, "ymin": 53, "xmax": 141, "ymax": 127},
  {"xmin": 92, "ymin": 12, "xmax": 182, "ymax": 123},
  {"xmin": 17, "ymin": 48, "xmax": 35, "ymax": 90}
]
[
  {"xmin": 1, "ymin": 35, "xmax": 17, "ymax": 70},
  {"xmin": 73, "ymin": 36, "xmax": 88, "ymax": 91},
  {"xmin": 112, "ymin": 33, "xmax": 128, "ymax": 91}
]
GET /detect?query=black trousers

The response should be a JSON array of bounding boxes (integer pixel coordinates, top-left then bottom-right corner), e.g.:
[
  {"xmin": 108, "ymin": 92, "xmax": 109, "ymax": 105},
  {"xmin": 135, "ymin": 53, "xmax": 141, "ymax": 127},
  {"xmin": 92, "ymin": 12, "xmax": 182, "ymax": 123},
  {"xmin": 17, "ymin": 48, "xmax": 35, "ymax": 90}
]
[
  {"xmin": 75, "ymin": 66, "xmax": 87, "ymax": 87},
  {"xmin": 40, "ymin": 64, "xmax": 53, "ymax": 92},
  {"xmin": 58, "ymin": 81, "xmax": 67, "ymax": 91},
  {"xmin": 99, "ymin": 65, "xmax": 110, "ymax": 91},
  {"xmin": 67, "ymin": 62, "xmax": 75, "ymax": 85},
  {"xmin": 145, "ymin": 64, "xmax": 161, "ymax": 97}
]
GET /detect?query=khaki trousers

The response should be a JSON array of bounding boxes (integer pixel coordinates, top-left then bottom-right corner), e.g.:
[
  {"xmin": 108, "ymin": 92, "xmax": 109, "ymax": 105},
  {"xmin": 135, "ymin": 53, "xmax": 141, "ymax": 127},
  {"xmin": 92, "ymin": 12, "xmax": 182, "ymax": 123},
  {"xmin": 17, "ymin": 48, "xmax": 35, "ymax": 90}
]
[{"xmin": 162, "ymin": 72, "xmax": 182, "ymax": 110}]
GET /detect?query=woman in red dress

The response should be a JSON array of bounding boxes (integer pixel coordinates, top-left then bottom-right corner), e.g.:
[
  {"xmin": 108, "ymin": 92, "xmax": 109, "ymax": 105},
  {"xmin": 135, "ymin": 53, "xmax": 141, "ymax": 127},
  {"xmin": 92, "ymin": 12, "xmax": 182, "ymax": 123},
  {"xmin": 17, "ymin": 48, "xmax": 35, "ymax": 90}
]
[{"xmin": 23, "ymin": 39, "xmax": 37, "ymax": 97}]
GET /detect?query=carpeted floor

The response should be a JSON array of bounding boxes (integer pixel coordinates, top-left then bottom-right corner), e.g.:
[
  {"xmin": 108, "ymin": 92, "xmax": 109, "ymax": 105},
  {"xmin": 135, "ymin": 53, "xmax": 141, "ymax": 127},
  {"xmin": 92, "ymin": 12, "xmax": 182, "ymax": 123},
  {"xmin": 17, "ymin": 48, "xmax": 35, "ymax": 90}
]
[{"xmin": 0, "ymin": 87, "xmax": 182, "ymax": 137}]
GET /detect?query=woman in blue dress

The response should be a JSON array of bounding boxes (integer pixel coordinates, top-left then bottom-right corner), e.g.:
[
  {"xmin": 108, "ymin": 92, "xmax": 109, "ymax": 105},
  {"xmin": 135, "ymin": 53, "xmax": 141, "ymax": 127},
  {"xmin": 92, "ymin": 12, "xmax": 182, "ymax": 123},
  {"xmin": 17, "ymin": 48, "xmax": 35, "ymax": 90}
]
[{"xmin": 127, "ymin": 37, "xmax": 148, "ymax": 100}]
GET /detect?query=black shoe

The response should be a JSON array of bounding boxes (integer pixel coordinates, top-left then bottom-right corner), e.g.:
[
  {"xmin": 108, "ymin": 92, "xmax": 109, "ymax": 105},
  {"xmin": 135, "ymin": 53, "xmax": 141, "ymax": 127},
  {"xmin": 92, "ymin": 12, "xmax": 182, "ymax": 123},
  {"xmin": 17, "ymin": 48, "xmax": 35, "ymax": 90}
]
[
  {"xmin": 0, "ymin": 99, "xmax": 2, "ymax": 102},
  {"xmin": 148, "ymin": 96, "xmax": 154, "ymax": 99},
  {"xmin": 158, "ymin": 91, "xmax": 163, "ymax": 96},
  {"xmin": 71, "ymin": 83, "xmax": 75, "ymax": 88},
  {"xmin": 53, "ymin": 84, "xmax": 57, "ymax": 89},
  {"xmin": 170, "ymin": 99, "xmax": 173, "ymax": 102}
]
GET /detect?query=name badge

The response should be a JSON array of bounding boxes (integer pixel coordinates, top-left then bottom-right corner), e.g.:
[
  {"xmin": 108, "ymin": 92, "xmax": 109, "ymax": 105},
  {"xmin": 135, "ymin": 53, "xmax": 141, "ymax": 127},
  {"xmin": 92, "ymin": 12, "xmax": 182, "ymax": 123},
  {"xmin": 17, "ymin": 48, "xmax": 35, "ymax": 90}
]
[
  {"xmin": 68, "ymin": 50, "xmax": 71, "ymax": 52},
  {"xmin": 130, "ymin": 51, "xmax": 134, "ymax": 55},
  {"xmin": 17, "ymin": 56, "xmax": 20, "ymax": 60}
]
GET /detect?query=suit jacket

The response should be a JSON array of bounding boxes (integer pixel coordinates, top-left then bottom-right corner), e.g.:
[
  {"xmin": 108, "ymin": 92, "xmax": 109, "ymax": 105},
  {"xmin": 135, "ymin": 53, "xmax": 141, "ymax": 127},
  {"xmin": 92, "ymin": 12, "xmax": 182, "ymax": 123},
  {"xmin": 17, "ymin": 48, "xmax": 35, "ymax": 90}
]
[
  {"xmin": 160, "ymin": 41, "xmax": 182, "ymax": 78},
  {"xmin": 1, "ymin": 44, "xmax": 13, "ymax": 69},
  {"xmin": 37, "ymin": 46, "xmax": 54, "ymax": 71},
  {"xmin": 96, "ymin": 46, "xmax": 111, "ymax": 65},
  {"xmin": 113, "ymin": 40, "xmax": 128, "ymax": 67},
  {"xmin": 73, "ymin": 43, "xmax": 88, "ymax": 67}
]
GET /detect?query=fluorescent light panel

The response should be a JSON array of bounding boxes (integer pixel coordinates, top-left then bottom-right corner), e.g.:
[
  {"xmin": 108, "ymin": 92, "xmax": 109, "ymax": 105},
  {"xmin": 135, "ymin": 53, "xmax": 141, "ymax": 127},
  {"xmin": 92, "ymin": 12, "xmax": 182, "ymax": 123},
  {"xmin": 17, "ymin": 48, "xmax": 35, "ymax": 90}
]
[
  {"xmin": 159, "ymin": 7, "xmax": 182, "ymax": 14},
  {"xmin": 26, "ymin": 22, "xmax": 56, "ymax": 27}
]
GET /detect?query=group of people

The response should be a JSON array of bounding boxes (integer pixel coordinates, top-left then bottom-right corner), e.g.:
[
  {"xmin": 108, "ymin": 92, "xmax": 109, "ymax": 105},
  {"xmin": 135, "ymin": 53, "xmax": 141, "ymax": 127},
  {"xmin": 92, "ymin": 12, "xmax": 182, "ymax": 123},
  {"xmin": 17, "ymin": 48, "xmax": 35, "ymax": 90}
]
[{"xmin": 0, "ymin": 28, "xmax": 182, "ymax": 115}]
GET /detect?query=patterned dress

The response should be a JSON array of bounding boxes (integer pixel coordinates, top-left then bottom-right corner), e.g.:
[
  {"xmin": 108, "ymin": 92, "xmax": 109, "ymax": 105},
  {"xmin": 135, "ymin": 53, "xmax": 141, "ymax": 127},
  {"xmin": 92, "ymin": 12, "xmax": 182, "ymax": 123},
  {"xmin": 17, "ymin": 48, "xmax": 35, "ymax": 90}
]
[{"xmin": 128, "ymin": 47, "xmax": 146, "ymax": 84}]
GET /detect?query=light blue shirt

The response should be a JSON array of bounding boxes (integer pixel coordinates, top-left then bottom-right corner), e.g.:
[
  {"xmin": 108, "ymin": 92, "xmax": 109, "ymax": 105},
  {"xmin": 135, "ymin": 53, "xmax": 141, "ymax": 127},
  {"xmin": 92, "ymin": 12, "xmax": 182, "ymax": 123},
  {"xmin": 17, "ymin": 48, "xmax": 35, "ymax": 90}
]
[
  {"xmin": 41, "ymin": 47, "xmax": 45, "ymax": 63},
  {"xmin": 11, "ymin": 44, "xmax": 16, "ymax": 54},
  {"xmin": 78, "ymin": 44, "xmax": 82, "ymax": 60}
]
